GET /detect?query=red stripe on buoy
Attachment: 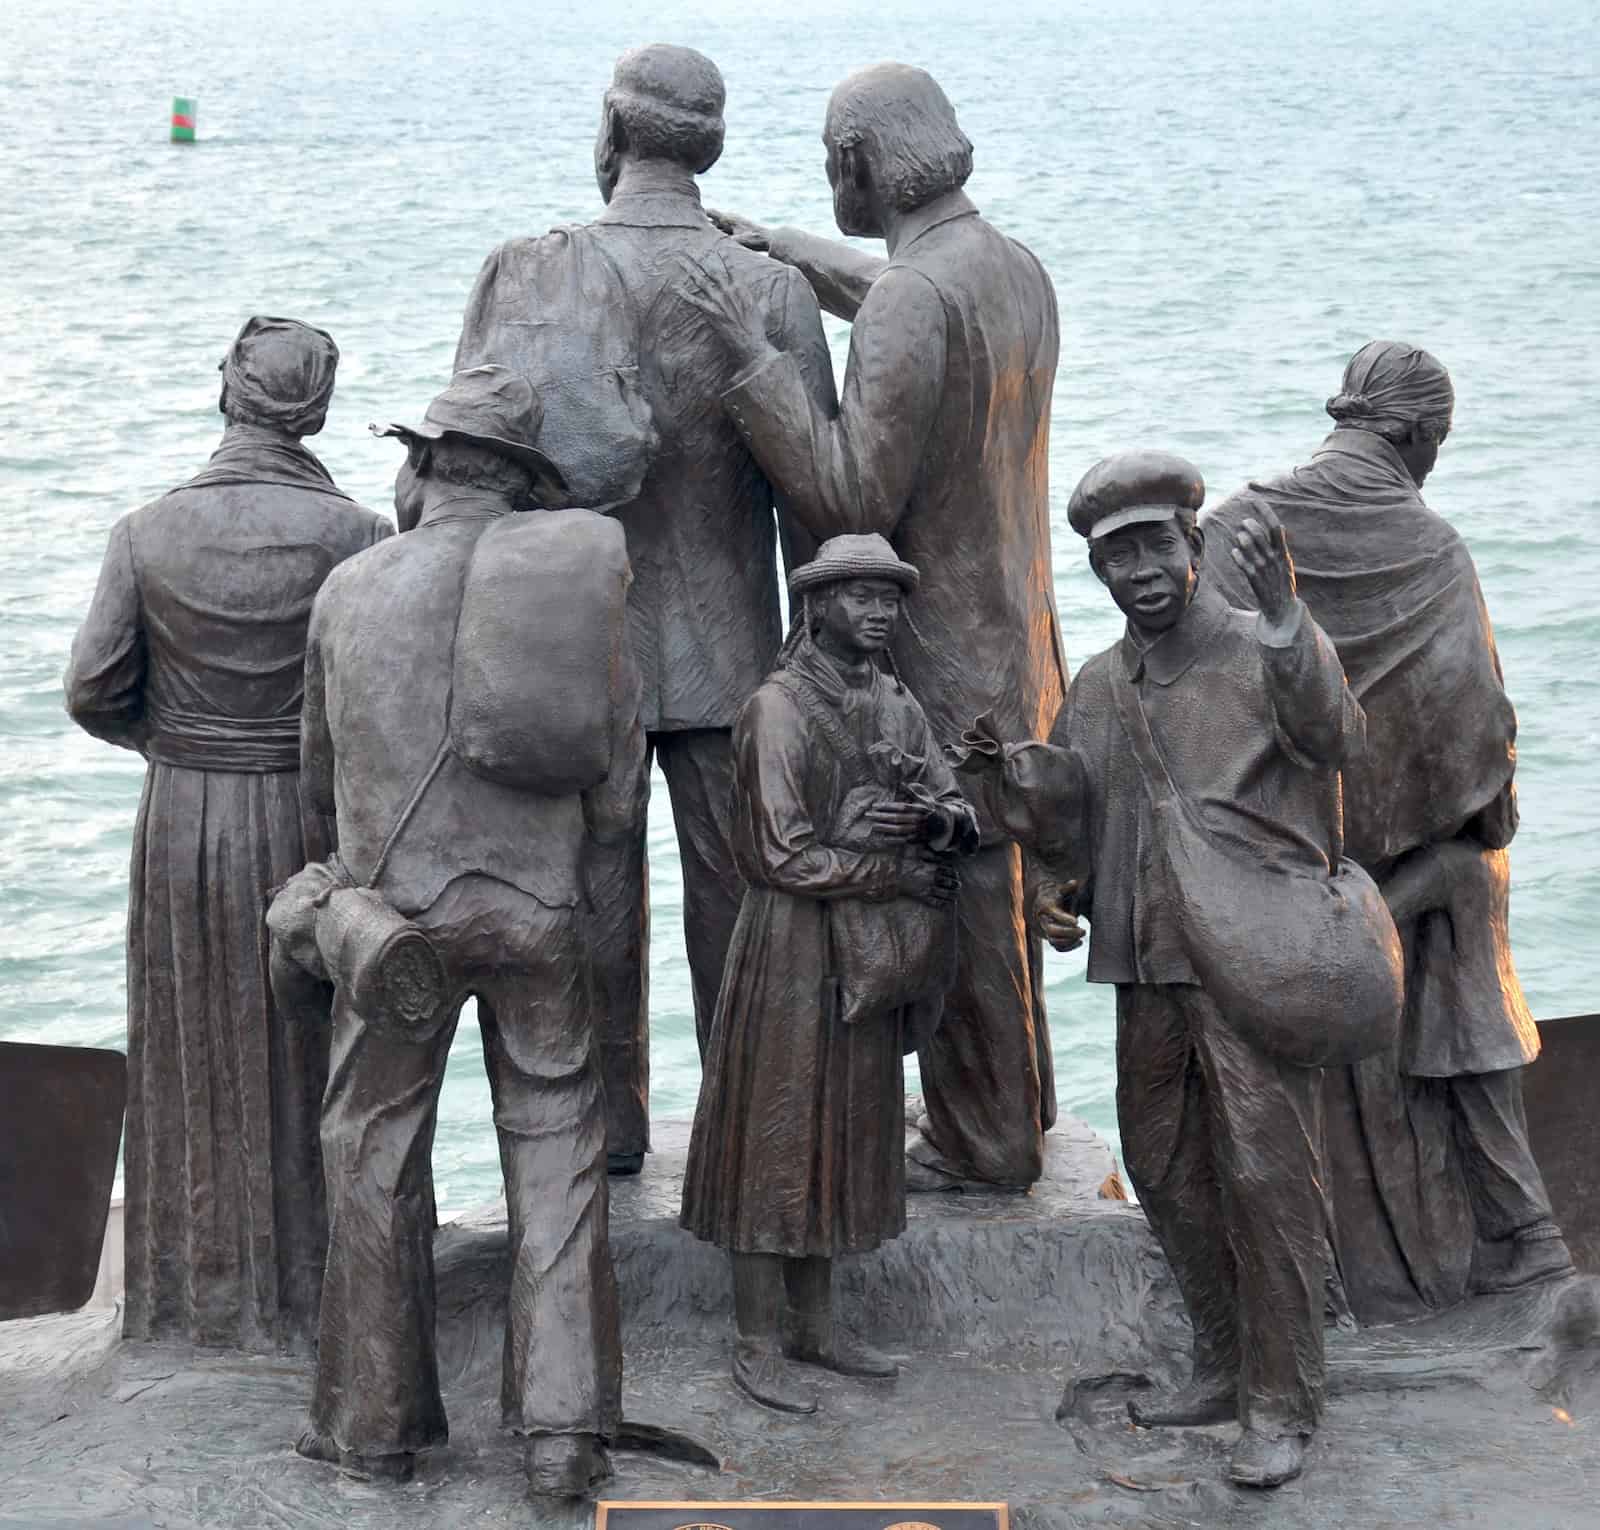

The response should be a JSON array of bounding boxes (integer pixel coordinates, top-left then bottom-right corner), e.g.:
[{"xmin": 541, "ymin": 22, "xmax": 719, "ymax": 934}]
[{"xmin": 171, "ymin": 113, "xmax": 195, "ymax": 129}]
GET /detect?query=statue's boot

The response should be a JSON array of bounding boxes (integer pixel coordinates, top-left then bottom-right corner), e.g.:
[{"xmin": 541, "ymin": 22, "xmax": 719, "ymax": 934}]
[
  {"xmin": 1227, "ymin": 1427, "xmax": 1308, "ymax": 1489},
  {"xmin": 732, "ymin": 1252, "xmax": 819, "ymax": 1413},
  {"xmin": 732, "ymin": 1339, "xmax": 820, "ymax": 1413},
  {"xmin": 783, "ymin": 1255, "xmax": 901, "ymax": 1379},
  {"xmin": 525, "ymin": 1432, "xmax": 613, "ymax": 1499},
  {"xmin": 607, "ymin": 1151, "xmax": 645, "ymax": 1176},
  {"xmin": 1128, "ymin": 1374, "xmax": 1238, "ymax": 1427},
  {"xmin": 294, "ymin": 1427, "xmax": 415, "ymax": 1481},
  {"xmin": 1474, "ymin": 1225, "xmax": 1576, "ymax": 1293}
]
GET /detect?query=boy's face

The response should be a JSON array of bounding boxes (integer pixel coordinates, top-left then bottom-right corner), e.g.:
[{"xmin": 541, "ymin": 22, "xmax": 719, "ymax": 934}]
[
  {"xmin": 1093, "ymin": 517, "xmax": 1199, "ymax": 634},
  {"xmin": 816, "ymin": 577, "xmax": 903, "ymax": 656}
]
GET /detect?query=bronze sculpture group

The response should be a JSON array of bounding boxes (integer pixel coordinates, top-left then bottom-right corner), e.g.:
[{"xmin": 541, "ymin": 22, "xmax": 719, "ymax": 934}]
[{"xmin": 64, "ymin": 43, "xmax": 1573, "ymax": 1504}]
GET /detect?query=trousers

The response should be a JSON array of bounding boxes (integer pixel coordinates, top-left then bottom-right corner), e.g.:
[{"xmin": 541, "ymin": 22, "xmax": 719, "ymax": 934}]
[
  {"xmin": 916, "ymin": 842, "xmax": 1056, "ymax": 1185},
  {"xmin": 311, "ymin": 875, "xmax": 620, "ymax": 1455},
  {"xmin": 1452, "ymin": 1067, "xmax": 1554, "ymax": 1240},
  {"xmin": 586, "ymin": 727, "xmax": 743, "ymax": 1159},
  {"xmin": 1117, "ymin": 982, "xmax": 1325, "ymax": 1437}
]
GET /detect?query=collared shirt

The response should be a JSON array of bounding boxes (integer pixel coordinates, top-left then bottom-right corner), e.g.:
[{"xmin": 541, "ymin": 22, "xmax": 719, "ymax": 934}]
[{"xmin": 1046, "ymin": 582, "xmax": 1365, "ymax": 985}]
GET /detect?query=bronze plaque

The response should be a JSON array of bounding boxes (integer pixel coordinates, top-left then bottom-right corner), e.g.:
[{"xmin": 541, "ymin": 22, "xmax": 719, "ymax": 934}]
[{"xmin": 597, "ymin": 1505, "xmax": 1007, "ymax": 1530}]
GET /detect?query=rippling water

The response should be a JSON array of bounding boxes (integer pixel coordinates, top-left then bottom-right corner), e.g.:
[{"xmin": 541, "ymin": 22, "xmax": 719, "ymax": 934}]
[{"xmin": 3, "ymin": 0, "xmax": 1596, "ymax": 1209}]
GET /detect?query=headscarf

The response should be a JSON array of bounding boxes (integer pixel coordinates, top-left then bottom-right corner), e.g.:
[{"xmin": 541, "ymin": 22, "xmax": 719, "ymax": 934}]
[
  {"xmin": 219, "ymin": 316, "xmax": 340, "ymax": 437},
  {"xmin": 1325, "ymin": 340, "xmax": 1454, "ymax": 443}
]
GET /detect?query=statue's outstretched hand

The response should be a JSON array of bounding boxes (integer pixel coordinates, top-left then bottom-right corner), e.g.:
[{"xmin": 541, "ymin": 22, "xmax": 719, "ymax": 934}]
[
  {"xmin": 671, "ymin": 250, "xmax": 773, "ymax": 371},
  {"xmin": 706, "ymin": 208, "xmax": 773, "ymax": 252},
  {"xmin": 1230, "ymin": 501, "xmax": 1297, "ymax": 626},
  {"xmin": 1033, "ymin": 878, "xmax": 1085, "ymax": 953}
]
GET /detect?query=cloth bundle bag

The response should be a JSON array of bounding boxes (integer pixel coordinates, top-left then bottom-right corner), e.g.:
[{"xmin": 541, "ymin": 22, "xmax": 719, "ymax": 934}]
[
  {"xmin": 450, "ymin": 508, "xmax": 633, "ymax": 795},
  {"xmin": 1111, "ymin": 660, "xmax": 1402, "ymax": 1068},
  {"xmin": 771, "ymin": 670, "xmax": 958, "ymax": 1034}
]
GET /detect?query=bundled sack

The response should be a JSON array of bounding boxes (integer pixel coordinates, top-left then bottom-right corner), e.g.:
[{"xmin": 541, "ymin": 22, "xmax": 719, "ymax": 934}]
[
  {"xmin": 450, "ymin": 508, "xmax": 634, "ymax": 795},
  {"xmin": 1110, "ymin": 660, "xmax": 1402, "ymax": 1069},
  {"xmin": 455, "ymin": 226, "xmax": 658, "ymax": 511}
]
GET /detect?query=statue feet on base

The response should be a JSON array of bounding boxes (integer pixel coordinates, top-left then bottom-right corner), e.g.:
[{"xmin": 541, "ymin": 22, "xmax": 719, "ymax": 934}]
[
  {"xmin": 1227, "ymin": 1428, "xmax": 1307, "ymax": 1490},
  {"xmin": 1127, "ymin": 1376, "xmax": 1238, "ymax": 1427},
  {"xmin": 1473, "ymin": 1225, "xmax": 1577, "ymax": 1294},
  {"xmin": 294, "ymin": 1428, "xmax": 416, "ymax": 1481},
  {"xmin": 607, "ymin": 1151, "xmax": 645, "ymax": 1177},
  {"xmin": 787, "ymin": 1326, "xmax": 901, "ymax": 1379},
  {"xmin": 525, "ymin": 1433, "xmax": 613, "ymax": 1499},
  {"xmin": 733, "ymin": 1340, "xmax": 819, "ymax": 1414},
  {"xmin": 905, "ymin": 1137, "xmax": 1030, "ymax": 1195}
]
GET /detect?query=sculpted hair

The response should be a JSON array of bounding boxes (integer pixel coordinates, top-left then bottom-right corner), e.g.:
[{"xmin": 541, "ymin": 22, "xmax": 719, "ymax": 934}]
[
  {"xmin": 605, "ymin": 45, "xmax": 726, "ymax": 174},
  {"xmin": 826, "ymin": 63, "xmax": 973, "ymax": 213},
  {"xmin": 423, "ymin": 437, "xmax": 533, "ymax": 497}
]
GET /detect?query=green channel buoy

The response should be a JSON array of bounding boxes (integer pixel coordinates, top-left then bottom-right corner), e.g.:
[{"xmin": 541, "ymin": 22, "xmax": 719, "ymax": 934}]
[{"xmin": 170, "ymin": 97, "xmax": 196, "ymax": 144}]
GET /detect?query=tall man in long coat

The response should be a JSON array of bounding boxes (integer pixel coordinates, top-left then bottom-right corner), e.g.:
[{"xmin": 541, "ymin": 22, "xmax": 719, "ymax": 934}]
[
  {"xmin": 64, "ymin": 317, "xmax": 390, "ymax": 1352},
  {"xmin": 683, "ymin": 62, "xmax": 1066, "ymax": 1190},
  {"xmin": 1204, "ymin": 342, "xmax": 1574, "ymax": 1320},
  {"xmin": 455, "ymin": 44, "xmax": 834, "ymax": 1171}
]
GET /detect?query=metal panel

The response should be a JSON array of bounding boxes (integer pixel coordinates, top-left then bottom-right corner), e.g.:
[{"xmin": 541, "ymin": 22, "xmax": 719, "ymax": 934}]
[{"xmin": 1523, "ymin": 1014, "xmax": 1600, "ymax": 1274}]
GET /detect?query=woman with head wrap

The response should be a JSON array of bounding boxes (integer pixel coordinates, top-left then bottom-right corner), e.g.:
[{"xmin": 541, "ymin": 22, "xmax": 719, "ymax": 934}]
[
  {"xmin": 1204, "ymin": 341, "xmax": 1573, "ymax": 1324},
  {"xmin": 64, "ymin": 316, "xmax": 393, "ymax": 1352}
]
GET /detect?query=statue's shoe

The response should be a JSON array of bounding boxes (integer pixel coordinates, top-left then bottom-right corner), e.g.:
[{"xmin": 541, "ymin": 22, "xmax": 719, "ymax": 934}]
[
  {"xmin": 1127, "ymin": 1378, "xmax": 1238, "ymax": 1427},
  {"xmin": 1473, "ymin": 1230, "xmax": 1577, "ymax": 1293},
  {"xmin": 904, "ymin": 1144, "xmax": 1030, "ymax": 1195},
  {"xmin": 733, "ymin": 1341, "xmax": 819, "ymax": 1414},
  {"xmin": 1227, "ymin": 1428, "xmax": 1307, "ymax": 1489},
  {"xmin": 606, "ymin": 1150, "xmax": 645, "ymax": 1177},
  {"xmin": 525, "ymin": 1432, "xmax": 613, "ymax": 1499},
  {"xmin": 294, "ymin": 1428, "xmax": 415, "ymax": 1481},
  {"xmin": 787, "ymin": 1330, "xmax": 901, "ymax": 1379}
]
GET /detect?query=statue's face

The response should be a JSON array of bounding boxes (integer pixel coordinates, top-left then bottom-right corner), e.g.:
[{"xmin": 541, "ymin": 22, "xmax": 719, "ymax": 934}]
[
  {"xmin": 816, "ymin": 577, "xmax": 903, "ymax": 657},
  {"xmin": 1093, "ymin": 519, "xmax": 1198, "ymax": 634},
  {"xmin": 825, "ymin": 135, "xmax": 879, "ymax": 238}
]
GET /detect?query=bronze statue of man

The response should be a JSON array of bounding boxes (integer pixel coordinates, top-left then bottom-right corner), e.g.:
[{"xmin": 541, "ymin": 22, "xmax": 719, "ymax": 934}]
[
  {"xmin": 63, "ymin": 316, "xmax": 389, "ymax": 1353},
  {"xmin": 974, "ymin": 452, "xmax": 1375, "ymax": 1488},
  {"xmin": 287, "ymin": 368, "xmax": 641, "ymax": 1496},
  {"xmin": 681, "ymin": 534, "xmax": 979, "ymax": 1414},
  {"xmin": 455, "ymin": 44, "xmax": 834, "ymax": 1173},
  {"xmin": 683, "ymin": 62, "xmax": 1067, "ymax": 1193},
  {"xmin": 1204, "ymin": 342, "xmax": 1574, "ymax": 1321}
]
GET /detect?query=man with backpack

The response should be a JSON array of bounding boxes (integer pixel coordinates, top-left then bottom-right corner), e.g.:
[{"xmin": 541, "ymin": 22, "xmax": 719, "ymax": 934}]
[
  {"xmin": 455, "ymin": 44, "xmax": 835, "ymax": 1171},
  {"xmin": 283, "ymin": 366, "xmax": 642, "ymax": 1498}
]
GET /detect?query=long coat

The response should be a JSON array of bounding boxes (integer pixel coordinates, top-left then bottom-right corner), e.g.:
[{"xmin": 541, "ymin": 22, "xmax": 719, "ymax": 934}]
[
  {"xmin": 680, "ymin": 642, "xmax": 976, "ymax": 1257},
  {"xmin": 64, "ymin": 425, "xmax": 389, "ymax": 1351}
]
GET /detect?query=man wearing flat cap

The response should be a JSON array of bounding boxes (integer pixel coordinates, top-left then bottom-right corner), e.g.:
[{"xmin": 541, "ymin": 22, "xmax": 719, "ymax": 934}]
[
  {"xmin": 293, "ymin": 366, "xmax": 642, "ymax": 1497},
  {"xmin": 976, "ymin": 452, "xmax": 1368, "ymax": 1488},
  {"xmin": 682, "ymin": 534, "xmax": 979, "ymax": 1414},
  {"xmin": 683, "ymin": 61, "xmax": 1065, "ymax": 1194},
  {"xmin": 456, "ymin": 44, "xmax": 835, "ymax": 1172},
  {"xmin": 1205, "ymin": 343, "xmax": 1574, "ymax": 1323},
  {"xmin": 65, "ymin": 316, "xmax": 389, "ymax": 1354}
]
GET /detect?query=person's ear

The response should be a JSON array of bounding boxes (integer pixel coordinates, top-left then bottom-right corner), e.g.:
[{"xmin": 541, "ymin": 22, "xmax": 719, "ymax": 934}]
[
  {"xmin": 839, "ymin": 143, "xmax": 869, "ymax": 195},
  {"xmin": 407, "ymin": 439, "xmax": 431, "ymax": 475},
  {"xmin": 605, "ymin": 104, "xmax": 626, "ymax": 159},
  {"xmin": 1186, "ymin": 522, "xmax": 1205, "ymax": 565}
]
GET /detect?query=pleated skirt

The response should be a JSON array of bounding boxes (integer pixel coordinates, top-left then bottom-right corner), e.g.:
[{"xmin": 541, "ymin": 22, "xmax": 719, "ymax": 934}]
[{"xmin": 122, "ymin": 762, "xmax": 329, "ymax": 1352}]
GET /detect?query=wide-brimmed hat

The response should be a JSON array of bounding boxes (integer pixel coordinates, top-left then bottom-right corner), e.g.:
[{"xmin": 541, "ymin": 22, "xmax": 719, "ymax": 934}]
[
  {"xmin": 788, "ymin": 533, "xmax": 920, "ymax": 595},
  {"xmin": 1068, "ymin": 450, "xmax": 1205, "ymax": 541},
  {"xmin": 373, "ymin": 366, "xmax": 567, "ymax": 501}
]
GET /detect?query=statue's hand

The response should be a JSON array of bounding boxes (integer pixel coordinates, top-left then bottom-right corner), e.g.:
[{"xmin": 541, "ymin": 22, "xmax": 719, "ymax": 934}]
[
  {"xmin": 671, "ymin": 249, "xmax": 775, "ymax": 372},
  {"xmin": 706, "ymin": 207, "xmax": 772, "ymax": 252},
  {"xmin": 865, "ymin": 799, "xmax": 937, "ymax": 844},
  {"xmin": 1230, "ymin": 501, "xmax": 1298, "ymax": 627},
  {"xmin": 1033, "ymin": 878, "xmax": 1085, "ymax": 953}
]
